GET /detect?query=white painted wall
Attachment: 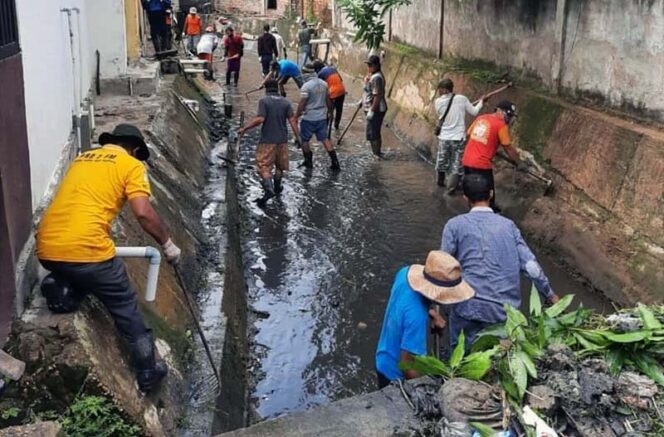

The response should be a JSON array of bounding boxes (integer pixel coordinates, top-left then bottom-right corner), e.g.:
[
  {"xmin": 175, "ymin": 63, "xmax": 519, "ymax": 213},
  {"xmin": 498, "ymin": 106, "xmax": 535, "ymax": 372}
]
[
  {"xmin": 87, "ymin": 0, "xmax": 128, "ymax": 78},
  {"xmin": 16, "ymin": 0, "xmax": 127, "ymax": 210}
]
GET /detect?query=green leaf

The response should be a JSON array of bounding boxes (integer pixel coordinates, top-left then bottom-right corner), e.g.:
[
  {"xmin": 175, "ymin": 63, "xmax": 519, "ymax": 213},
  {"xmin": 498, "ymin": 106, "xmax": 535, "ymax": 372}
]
[
  {"xmin": 601, "ymin": 330, "xmax": 648, "ymax": 343},
  {"xmin": 509, "ymin": 352, "xmax": 528, "ymax": 399},
  {"xmin": 521, "ymin": 340, "xmax": 543, "ymax": 358},
  {"xmin": 545, "ymin": 294, "xmax": 574, "ymax": 318},
  {"xmin": 399, "ymin": 355, "xmax": 451, "ymax": 377},
  {"xmin": 450, "ymin": 331, "xmax": 466, "ymax": 369},
  {"xmin": 459, "ymin": 347, "xmax": 499, "ymax": 380},
  {"xmin": 470, "ymin": 334, "xmax": 501, "ymax": 353},
  {"xmin": 529, "ymin": 284, "xmax": 542, "ymax": 316},
  {"xmin": 516, "ymin": 350, "xmax": 537, "ymax": 378},
  {"xmin": 505, "ymin": 304, "xmax": 528, "ymax": 337},
  {"xmin": 573, "ymin": 332, "xmax": 604, "ymax": 352},
  {"xmin": 605, "ymin": 348, "xmax": 626, "ymax": 375},
  {"xmin": 498, "ymin": 359, "xmax": 520, "ymax": 400},
  {"xmin": 470, "ymin": 422, "xmax": 496, "ymax": 437},
  {"xmin": 633, "ymin": 353, "xmax": 664, "ymax": 386},
  {"xmin": 638, "ymin": 304, "xmax": 663, "ymax": 330},
  {"xmin": 477, "ymin": 323, "xmax": 508, "ymax": 339},
  {"xmin": 577, "ymin": 330, "xmax": 611, "ymax": 347}
]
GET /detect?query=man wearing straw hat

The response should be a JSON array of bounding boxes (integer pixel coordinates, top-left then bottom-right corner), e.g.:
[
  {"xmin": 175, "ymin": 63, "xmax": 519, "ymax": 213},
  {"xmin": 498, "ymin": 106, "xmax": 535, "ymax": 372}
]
[
  {"xmin": 375, "ymin": 251, "xmax": 475, "ymax": 388},
  {"xmin": 441, "ymin": 173, "xmax": 560, "ymax": 350}
]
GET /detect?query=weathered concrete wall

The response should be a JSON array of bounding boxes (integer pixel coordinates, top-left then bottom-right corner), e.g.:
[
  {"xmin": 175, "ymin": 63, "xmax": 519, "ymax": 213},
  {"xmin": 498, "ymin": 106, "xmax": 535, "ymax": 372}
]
[
  {"xmin": 330, "ymin": 35, "xmax": 664, "ymax": 304},
  {"xmin": 335, "ymin": 0, "xmax": 664, "ymax": 122},
  {"xmin": 87, "ymin": 0, "xmax": 128, "ymax": 78}
]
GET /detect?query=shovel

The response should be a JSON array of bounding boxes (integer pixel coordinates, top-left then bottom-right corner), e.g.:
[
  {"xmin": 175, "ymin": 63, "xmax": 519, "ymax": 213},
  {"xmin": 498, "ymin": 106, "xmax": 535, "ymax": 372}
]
[{"xmin": 497, "ymin": 153, "xmax": 554, "ymax": 196}]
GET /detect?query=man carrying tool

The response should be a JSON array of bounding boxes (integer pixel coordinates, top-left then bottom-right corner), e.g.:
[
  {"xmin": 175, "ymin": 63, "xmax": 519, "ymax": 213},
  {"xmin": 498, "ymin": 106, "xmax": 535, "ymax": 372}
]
[
  {"xmin": 257, "ymin": 24, "xmax": 278, "ymax": 77},
  {"xmin": 142, "ymin": 0, "xmax": 171, "ymax": 53},
  {"xmin": 36, "ymin": 124, "xmax": 182, "ymax": 393},
  {"xmin": 434, "ymin": 78, "xmax": 485, "ymax": 193},
  {"xmin": 223, "ymin": 26, "xmax": 244, "ymax": 87},
  {"xmin": 296, "ymin": 73, "xmax": 341, "ymax": 171},
  {"xmin": 441, "ymin": 173, "xmax": 560, "ymax": 350},
  {"xmin": 197, "ymin": 26, "xmax": 219, "ymax": 81},
  {"xmin": 297, "ymin": 20, "xmax": 314, "ymax": 68},
  {"xmin": 313, "ymin": 60, "xmax": 346, "ymax": 131},
  {"xmin": 182, "ymin": 7, "xmax": 202, "ymax": 54},
  {"xmin": 375, "ymin": 251, "xmax": 474, "ymax": 388},
  {"xmin": 262, "ymin": 60, "xmax": 303, "ymax": 97},
  {"xmin": 237, "ymin": 80, "xmax": 300, "ymax": 207},
  {"xmin": 362, "ymin": 55, "xmax": 388, "ymax": 157},
  {"xmin": 271, "ymin": 28, "xmax": 287, "ymax": 60},
  {"xmin": 462, "ymin": 100, "xmax": 525, "ymax": 212}
]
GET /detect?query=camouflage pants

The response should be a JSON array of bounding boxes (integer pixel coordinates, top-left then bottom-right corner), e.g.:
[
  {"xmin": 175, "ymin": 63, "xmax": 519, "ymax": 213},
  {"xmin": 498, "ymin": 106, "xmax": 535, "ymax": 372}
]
[{"xmin": 435, "ymin": 139, "xmax": 466, "ymax": 175}]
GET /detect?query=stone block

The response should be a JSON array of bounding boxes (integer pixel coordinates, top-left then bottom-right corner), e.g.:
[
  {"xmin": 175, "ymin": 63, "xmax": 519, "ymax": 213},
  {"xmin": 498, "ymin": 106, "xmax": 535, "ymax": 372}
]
[
  {"xmin": 0, "ymin": 421, "xmax": 62, "ymax": 437},
  {"xmin": 0, "ymin": 350, "xmax": 25, "ymax": 381}
]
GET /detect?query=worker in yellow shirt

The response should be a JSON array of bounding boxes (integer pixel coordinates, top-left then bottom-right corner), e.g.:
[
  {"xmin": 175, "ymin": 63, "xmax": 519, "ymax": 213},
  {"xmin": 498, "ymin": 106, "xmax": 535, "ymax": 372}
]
[{"xmin": 36, "ymin": 124, "xmax": 182, "ymax": 394}]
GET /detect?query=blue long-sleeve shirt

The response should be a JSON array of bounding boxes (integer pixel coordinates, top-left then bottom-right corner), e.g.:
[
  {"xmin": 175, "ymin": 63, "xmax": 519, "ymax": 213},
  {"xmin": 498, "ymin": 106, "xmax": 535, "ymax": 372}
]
[
  {"xmin": 441, "ymin": 206, "xmax": 553, "ymax": 323},
  {"xmin": 142, "ymin": 0, "xmax": 170, "ymax": 12}
]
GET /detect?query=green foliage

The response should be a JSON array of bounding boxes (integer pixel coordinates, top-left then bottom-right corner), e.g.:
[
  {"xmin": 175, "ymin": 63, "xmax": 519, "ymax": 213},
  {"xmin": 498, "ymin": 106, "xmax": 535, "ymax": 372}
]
[
  {"xmin": 60, "ymin": 396, "xmax": 141, "ymax": 437},
  {"xmin": 338, "ymin": 0, "xmax": 412, "ymax": 49},
  {"xmin": 470, "ymin": 421, "xmax": 496, "ymax": 437},
  {"xmin": 1, "ymin": 407, "xmax": 20, "ymax": 421}
]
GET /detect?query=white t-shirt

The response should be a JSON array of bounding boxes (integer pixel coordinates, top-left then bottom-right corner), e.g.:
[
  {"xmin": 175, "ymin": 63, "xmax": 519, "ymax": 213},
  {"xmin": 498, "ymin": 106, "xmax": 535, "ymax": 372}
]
[
  {"xmin": 434, "ymin": 94, "xmax": 483, "ymax": 141},
  {"xmin": 197, "ymin": 33, "xmax": 219, "ymax": 54}
]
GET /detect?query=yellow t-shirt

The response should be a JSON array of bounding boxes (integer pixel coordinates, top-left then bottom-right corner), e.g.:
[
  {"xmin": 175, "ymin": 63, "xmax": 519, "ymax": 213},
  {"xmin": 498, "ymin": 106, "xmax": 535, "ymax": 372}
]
[{"xmin": 37, "ymin": 145, "xmax": 151, "ymax": 262}]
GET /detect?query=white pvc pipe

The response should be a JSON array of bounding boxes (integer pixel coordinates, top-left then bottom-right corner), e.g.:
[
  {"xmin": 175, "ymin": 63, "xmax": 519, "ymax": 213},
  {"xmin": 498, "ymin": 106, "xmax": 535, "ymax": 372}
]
[{"xmin": 115, "ymin": 246, "xmax": 161, "ymax": 302}]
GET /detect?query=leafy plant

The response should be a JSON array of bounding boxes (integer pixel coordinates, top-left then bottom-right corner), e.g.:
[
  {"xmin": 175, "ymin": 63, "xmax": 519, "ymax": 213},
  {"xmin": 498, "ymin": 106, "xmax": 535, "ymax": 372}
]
[
  {"xmin": 1, "ymin": 407, "xmax": 20, "ymax": 421},
  {"xmin": 60, "ymin": 395, "xmax": 141, "ymax": 437},
  {"xmin": 338, "ymin": 0, "xmax": 412, "ymax": 49},
  {"xmin": 399, "ymin": 331, "xmax": 498, "ymax": 381}
]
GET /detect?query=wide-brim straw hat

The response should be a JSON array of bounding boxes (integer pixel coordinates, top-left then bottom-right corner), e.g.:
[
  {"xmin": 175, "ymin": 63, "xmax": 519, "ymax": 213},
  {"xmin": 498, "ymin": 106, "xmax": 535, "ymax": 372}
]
[{"xmin": 407, "ymin": 251, "xmax": 475, "ymax": 304}]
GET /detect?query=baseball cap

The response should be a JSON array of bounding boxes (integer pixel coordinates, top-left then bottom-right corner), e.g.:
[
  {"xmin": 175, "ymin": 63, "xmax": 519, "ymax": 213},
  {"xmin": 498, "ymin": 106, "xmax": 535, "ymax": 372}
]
[
  {"xmin": 496, "ymin": 100, "xmax": 517, "ymax": 117},
  {"xmin": 365, "ymin": 55, "xmax": 381, "ymax": 67}
]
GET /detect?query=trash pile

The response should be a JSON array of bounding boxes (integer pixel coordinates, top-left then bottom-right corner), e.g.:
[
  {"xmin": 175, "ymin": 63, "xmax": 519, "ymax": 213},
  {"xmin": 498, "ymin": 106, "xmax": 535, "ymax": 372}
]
[{"xmin": 402, "ymin": 292, "xmax": 664, "ymax": 436}]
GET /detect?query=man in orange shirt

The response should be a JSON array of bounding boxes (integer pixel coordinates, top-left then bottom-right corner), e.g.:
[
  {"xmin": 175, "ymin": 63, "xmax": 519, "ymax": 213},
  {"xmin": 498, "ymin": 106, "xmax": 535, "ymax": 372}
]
[
  {"xmin": 183, "ymin": 7, "xmax": 202, "ymax": 54},
  {"xmin": 36, "ymin": 124, "xmax": 182, "ymax": 393},
  {"xmin": 462, "ymin": 100, "xmax": 525, "ymax": 212},
  {"xmin": 313, "ymin": 60, "xmax": 346, "ymax": 131}
]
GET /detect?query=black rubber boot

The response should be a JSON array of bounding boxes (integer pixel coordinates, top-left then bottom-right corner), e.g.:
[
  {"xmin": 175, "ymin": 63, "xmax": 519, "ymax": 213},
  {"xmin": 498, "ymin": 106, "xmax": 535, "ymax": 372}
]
[
  {"xmin": 328, "ymin": 151, "xmax": 340, "ymax": 171},
  {"xmin": 437, "ymin": 172, "xmax": 446, "ymax": 187},
  {"xmin": 299, "ymin": 150, "xmax": 313, "ymax": 169},
  {"xmin": 256, "ymin": 178, "xmax": 275, "ymax": 207},
  {"xmin": 370, "ymin": 140, "xmax": 382, "ymax": 157},
  {"xmin": 131, "ymin": 334, "xmax": 167, "ymax": 394},
  {"xmin": 225, "ymin": 71, "xmax": 231, "ymax": 86},
  {"xmin": 446, "ymin": 174, "xmax": 459, "ymax": 194},
  {"xmin": 273, "ymin": 175, "xmax": 283, "ymax": 195}
]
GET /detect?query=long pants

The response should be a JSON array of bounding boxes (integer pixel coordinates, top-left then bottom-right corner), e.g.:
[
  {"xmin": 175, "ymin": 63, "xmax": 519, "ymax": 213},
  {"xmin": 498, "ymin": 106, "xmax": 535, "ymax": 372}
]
[
  {"xmin": 40, "ymin": 258, "xmax": 150, "ymax": 343},
  {"xmin": 331, "ymin": 94, "xmax": 345, "ymax": 130},
  {"xmin": 147, "ymin": 11, "xmax": 167, "ymax": 53},
  {"xmin": 185, "ymin": 34, "xmax": 201, "ymax": 54},
  {"xmin": 298, "ymin": 46, "xmax": 310, "ymax": 69},
  {"xmin": 464, "ymin": 166, "xmax": 498, "ymax": 211},
  {"xmin": 436, "ymin": 139, "xmax": 465, "ymax": 175},
  {"xmin": 259, "ymin": 54, "xmax": 273, "ymax": 76},
  {"xmin": 449, "ymin": 312, "xmax": 492, "ymax": 353}
]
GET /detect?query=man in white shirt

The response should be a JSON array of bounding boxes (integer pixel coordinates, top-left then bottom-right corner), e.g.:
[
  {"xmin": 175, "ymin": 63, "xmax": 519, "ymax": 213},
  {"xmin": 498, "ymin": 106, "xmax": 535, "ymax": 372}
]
[
  {"xmin": 434, "ymin": 78, "xmax": 485, "ymax": 193},
  {"xmin": 197, "ymin": 26, "xmax": 219, "ymax": 80},
  {"xmin": 271, "ymin": 28, "xmax": 287, "ymax": 60}
]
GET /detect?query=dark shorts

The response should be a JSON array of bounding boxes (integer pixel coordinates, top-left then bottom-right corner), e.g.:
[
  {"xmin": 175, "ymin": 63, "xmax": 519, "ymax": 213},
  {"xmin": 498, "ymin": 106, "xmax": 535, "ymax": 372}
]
[
  {"xmin": 300, "ymin": 119, "xmax": 329, "ymax": 142},
  {"xmin": 366, "ymin": 110, "xmax": 386, "ymax": 141},
  {"xmin": 278, "ymin": 74, "xmax": 304, "ymax": 89},
  {"xmin": 227, "ymin": 57, "xmax": 241, "ymax": 73}
]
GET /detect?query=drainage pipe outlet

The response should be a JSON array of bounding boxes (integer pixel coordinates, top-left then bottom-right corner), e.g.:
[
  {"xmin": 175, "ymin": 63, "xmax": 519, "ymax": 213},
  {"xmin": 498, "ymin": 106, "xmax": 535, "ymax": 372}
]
[{"xmin": 115, "ymin": 246, "xmax": 161, "ymax": 302}]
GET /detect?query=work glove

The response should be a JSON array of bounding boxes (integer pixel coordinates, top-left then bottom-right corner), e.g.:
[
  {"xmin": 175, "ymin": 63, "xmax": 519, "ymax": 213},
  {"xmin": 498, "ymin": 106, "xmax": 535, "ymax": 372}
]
[
  {"xmin": 516, "ymin": 161, "xmax": 529, "ymax": 173},
  {"xmin": 162, "ymin": 238, "xmax": 182, "ymax": 265},
  {"xmin": 366, "ymin": 110, "xmax": 375, "ymax": 121}
]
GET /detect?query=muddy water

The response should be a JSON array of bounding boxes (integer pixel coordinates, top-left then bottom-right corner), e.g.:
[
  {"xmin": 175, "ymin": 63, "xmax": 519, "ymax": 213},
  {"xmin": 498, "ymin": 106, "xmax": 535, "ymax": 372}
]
[{"xmin": 223, "ymin": 53, "xmax": 612, "ymax": 420}]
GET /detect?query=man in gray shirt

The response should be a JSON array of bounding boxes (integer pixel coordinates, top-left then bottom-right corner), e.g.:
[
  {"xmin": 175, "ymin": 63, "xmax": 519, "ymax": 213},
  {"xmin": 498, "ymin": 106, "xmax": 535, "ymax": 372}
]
[
  {"xmin": 362, "ymin": 55, "xmax": 388, "ymax": 157},
  {"xmin": 239, "ymin": 80, "xmax": 301, "ymax": 207},
  {"xmin": 296, "ymin": 74, "xmax": 340, "ymax": 171},
  {"xmin": 297, "ymin": 20, "xmax": 314, "ymax": 68}
]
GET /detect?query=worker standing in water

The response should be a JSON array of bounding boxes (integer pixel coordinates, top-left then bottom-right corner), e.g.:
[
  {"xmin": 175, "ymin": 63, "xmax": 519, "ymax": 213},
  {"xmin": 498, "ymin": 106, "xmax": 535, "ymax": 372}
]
[
  {"xmin": 36, "ymin": 124, "xmax": 182, "ymax": 394},
  {"xmin": 223, "ymin": 26, "xmax": 244, "ymax": 87},
  {"xmin": 313, "ymin": 60, "xmax": 346, "ymax": 132},
  {"xmin": 362, "ymin": 55, "xmax": 388, "ymax": 157},
  {"xmin": 257, "ymin": 24, "xmax": 278, "ymax": 77},
  {"xmin": 182, "ymin": 7, "xmax": 202, "ymax": 54}
]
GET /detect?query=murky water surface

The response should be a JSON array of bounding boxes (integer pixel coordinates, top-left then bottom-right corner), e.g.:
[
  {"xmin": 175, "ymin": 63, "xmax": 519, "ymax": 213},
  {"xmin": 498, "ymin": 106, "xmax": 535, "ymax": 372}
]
[{"xmin": 229, "ymin": 101, "xmax": 610, "ymax": 420}]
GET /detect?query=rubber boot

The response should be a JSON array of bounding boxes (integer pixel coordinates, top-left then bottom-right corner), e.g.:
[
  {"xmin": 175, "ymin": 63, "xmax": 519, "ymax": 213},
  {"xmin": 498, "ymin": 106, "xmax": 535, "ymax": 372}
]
[
  {"xmin": 131, "ymin": 334, "xmax": 167, "ymax": 394},
  {"xmin": 225, "ymin": 71, "xmax": 231, "ymax": 86},
  {"xmin": 446, "ymin": 174, "xmax": 459, "ymax": 194},
  {"xmin": 370, "ymin": 139, "xmax": 382, "ymax": 157},
  {"xmin": 328, "ymin": 151, "xmax": 340, "ymax": 171},
  {"xmin": 273, "ymin": 175, "xmax": 283, "ymax": 195},
  {"xmin": 437, "ymin": 172, "xmax": 446, "ymax": 187},
  {"xmin": 299, "ymin": 150, "xmax": 313, "ymax": 169},
  {"xmin": 256, "ymin": 177, "xmax": 275, "ymax": 207}
]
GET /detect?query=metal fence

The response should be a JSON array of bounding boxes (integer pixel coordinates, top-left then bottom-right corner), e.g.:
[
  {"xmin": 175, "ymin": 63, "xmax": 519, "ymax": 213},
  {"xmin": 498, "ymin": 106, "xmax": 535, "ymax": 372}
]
[{"xmin": 0, "ymin": 0, "xmax": 19, "ymax": 59}]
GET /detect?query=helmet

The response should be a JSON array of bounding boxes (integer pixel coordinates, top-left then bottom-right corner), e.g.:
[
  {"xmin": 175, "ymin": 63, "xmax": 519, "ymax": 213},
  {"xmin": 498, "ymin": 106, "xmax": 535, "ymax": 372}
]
[
  {"xmin": 40, "ymin": 273, "xmax": 83, "ymax": 313},
  {"xmin": 189, "ymin": 7, "xmax": 197, "ymax": 14}
]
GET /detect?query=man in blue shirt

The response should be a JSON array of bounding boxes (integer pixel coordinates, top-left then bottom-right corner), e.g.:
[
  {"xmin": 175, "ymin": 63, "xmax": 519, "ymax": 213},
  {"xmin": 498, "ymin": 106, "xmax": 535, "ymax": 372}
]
[
  {"xmin": 263, "ymin": 60, "xmax": 304, "ymax": 98},
  {"xmin": 375, "ymin": 251, "xmax": 475, "ymax": 388},
  {"xmin": 441, "ymin": 173, "xmax": 561, "ymax": 350},
  {"xmin": 141, "ymin": 0, "xmax": 171, "ymax": 53}
]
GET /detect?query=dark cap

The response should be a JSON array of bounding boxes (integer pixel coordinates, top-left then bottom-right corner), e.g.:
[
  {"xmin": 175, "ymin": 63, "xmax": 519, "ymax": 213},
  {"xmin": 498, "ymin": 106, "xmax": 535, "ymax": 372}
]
[
  {"xmin": 462, "ymin": 173, "xmax": 493, "ymax": 202},
  {"xmin": 365, "ymin": 54, "xmax": 381, "ymax": 67},
  {"xmin": 438, "ymin": 78, "xmax": 454, "ymax": 92},
  {"xmin": 496, "ymin": 100, "xmax": 517, "ymax": 117},
  {"xmin": 312, "ymin": 59, "xmax": 325, "ymax": 72},
  {"xmin": 264, "ymin": 79, "xmax": 279, "ymax": 93},
  {"xmin": 98, "ymin": 124, "xmax": 149, "ymax": 161}
]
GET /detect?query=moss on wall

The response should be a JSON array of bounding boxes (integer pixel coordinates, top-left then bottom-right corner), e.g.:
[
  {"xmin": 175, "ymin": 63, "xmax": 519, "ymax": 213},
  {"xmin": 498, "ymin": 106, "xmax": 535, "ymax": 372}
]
[{"xmin": 513, "ymin": 95, "xmax": 562, "ymax": 162}]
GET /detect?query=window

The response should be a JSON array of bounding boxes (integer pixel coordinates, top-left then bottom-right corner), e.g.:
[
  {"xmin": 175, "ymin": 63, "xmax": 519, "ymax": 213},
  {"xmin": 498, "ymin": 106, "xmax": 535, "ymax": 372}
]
[
  {"xmin": 0, "ymin": 0, "xmax": 19, "ymax": 60},
  {"xmin": 267, "ymin": 0, "xmax": 277, "ymax": 10}
]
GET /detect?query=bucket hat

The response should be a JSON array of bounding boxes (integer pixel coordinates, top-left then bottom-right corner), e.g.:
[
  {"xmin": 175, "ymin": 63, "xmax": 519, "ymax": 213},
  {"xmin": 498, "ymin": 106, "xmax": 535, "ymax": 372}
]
[
  {"xmin": 98, "ymin": 124, "xmax": 150, "ymax": 161},
  {"xmin": 365, "ymin": 54, "xmax": 381, "ymax": 67},
  {"xmin": 407, "ymin": 251, "xmax": 475, "ymax": 304}
]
